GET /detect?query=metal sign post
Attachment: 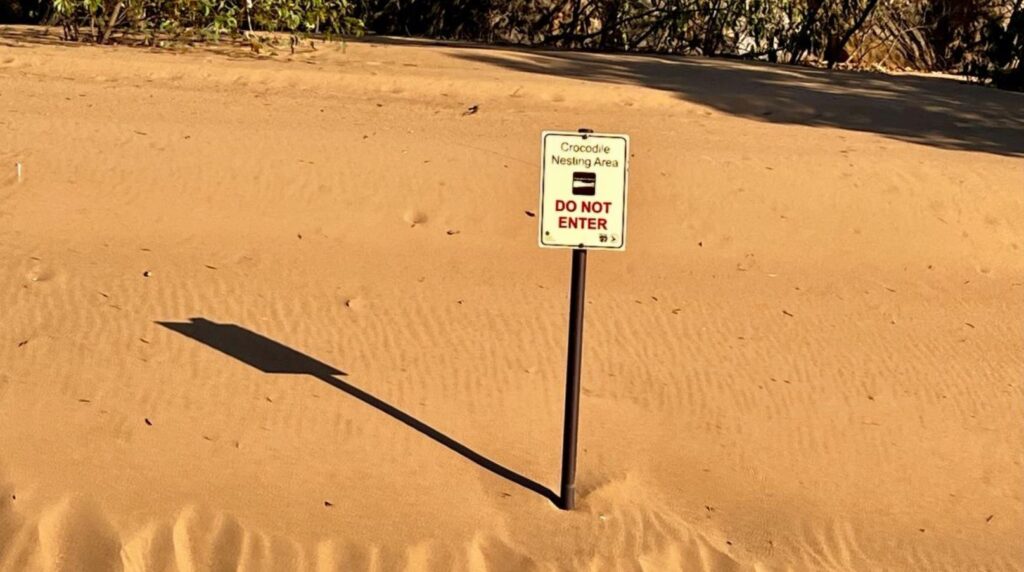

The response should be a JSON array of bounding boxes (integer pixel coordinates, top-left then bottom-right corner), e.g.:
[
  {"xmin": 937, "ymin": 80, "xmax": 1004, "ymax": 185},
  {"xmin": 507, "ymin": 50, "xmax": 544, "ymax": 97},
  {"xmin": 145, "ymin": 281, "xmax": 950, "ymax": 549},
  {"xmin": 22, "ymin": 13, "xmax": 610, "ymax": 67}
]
[
  {"xmin": 559, "ymin": 247, "xmax": 587, "ymax": 510},
  {"xmin": 539, "ymin": 127, "xmax": 629, "ymax": 511}
]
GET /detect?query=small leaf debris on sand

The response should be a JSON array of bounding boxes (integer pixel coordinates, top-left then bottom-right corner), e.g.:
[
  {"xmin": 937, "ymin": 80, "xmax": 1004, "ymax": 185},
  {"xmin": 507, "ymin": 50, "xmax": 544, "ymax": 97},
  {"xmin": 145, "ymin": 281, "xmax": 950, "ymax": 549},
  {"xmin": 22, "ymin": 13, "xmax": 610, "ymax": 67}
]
[{"xmin": 462, "ymin": 104, "xmax": 479, "ymax": 116}]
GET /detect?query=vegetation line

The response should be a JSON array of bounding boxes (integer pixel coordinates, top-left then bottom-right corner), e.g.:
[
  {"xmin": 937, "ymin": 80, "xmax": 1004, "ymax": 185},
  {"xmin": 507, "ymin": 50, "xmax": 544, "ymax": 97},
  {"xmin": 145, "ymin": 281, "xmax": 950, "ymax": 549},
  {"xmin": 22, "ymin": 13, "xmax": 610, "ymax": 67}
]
[{"xmin": 1, "ymin": 1, "xmax": 1020, "ymax": 90}]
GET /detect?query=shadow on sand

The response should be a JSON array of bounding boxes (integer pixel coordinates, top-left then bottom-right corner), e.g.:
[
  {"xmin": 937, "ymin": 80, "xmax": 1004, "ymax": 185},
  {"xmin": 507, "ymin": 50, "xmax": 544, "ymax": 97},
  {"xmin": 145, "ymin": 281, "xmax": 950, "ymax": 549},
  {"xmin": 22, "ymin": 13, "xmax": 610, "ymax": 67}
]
[
  {"xmin": 450, "ymin": 49, "xmax": 1024, "ymax": 157},
  {"xmin": 157, "ymin": 317, "xmax": 559, "ymax": 505}
]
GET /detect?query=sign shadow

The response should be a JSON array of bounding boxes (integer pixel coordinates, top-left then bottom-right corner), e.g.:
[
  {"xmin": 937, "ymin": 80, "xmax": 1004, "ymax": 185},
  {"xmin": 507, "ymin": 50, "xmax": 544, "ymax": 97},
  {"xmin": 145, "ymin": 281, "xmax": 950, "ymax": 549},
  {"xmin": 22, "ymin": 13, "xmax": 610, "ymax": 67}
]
[{"xmin": 156, "ymin": 318, "xmax": 559, "ymax": 505}]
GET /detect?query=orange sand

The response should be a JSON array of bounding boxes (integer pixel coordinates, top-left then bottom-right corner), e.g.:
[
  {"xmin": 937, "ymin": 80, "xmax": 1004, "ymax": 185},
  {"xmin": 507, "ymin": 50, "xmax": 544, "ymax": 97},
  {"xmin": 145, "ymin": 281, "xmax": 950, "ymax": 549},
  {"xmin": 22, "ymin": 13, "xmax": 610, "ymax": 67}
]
[{"xmin": 1, "ymin": 26, "xmax": 1022, "ymax": 571}]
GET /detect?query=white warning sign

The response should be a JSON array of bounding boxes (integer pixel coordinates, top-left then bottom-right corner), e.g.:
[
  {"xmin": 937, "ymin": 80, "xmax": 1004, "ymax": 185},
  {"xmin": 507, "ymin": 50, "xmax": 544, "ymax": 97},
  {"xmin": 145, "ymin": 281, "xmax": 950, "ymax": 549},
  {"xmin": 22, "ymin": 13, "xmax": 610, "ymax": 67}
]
[{"xmin": 539, "ymin": 131, "xmax": 629, "ymax": 250}]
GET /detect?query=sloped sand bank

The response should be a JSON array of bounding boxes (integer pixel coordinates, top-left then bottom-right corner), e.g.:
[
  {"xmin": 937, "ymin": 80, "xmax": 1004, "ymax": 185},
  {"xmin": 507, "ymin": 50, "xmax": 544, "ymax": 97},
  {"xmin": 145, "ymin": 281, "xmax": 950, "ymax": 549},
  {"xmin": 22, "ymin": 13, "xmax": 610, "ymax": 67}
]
[{"xmin": 1, "ymin": 26, "xmax": 1022, "ymax": 571}]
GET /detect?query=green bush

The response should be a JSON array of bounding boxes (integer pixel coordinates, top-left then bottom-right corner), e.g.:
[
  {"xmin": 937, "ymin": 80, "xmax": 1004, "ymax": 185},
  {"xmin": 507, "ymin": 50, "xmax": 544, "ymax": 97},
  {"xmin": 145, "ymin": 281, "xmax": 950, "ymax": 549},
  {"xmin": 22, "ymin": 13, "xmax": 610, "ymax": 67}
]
[
  {"xmin": 30, "ymin": 0, "xmax": 1024, "ymax": 91},
  {"xmin": 50, "ymin": 0, "xmax": 363, "ymax": 43}
]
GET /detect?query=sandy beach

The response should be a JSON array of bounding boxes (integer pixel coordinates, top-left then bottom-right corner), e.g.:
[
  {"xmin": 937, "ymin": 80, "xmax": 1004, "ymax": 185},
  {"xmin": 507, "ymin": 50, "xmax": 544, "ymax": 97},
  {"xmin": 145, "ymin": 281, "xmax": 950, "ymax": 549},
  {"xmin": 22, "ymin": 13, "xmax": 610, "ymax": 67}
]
[{"xmin": 1, "ymin": 26, "xmax": 1022, "ymax": 570}]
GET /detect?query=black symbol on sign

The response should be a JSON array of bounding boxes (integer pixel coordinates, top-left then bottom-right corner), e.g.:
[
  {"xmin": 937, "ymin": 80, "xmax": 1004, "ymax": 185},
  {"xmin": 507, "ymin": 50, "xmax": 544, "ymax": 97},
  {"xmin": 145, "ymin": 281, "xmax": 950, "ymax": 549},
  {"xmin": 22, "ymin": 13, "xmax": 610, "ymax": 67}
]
[{"xmin": 572, "ymin": 172, "xmax": 596, "ymax": 196}]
